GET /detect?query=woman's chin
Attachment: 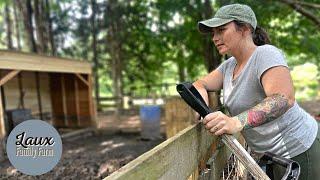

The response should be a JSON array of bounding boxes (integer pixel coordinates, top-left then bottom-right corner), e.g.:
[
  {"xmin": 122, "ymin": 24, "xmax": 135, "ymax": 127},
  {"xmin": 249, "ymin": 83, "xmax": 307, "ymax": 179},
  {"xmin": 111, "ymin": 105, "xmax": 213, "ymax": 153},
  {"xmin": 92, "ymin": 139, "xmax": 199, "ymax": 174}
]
[
  {"xmin": 217, "ymin": 47, "xmax": 230, "ymax": 55},
  {"xmin": 218, "ymin": 50, "xmax": 228, "ymax": 55}
]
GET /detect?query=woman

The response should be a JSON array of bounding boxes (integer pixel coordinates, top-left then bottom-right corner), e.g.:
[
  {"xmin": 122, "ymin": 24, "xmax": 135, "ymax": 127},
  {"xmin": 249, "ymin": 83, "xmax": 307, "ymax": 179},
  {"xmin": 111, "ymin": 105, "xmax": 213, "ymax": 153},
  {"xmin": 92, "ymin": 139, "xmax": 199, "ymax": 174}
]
[{"xmin": 194, "ymin": 3, "xmax": 320, "ymax": 180}]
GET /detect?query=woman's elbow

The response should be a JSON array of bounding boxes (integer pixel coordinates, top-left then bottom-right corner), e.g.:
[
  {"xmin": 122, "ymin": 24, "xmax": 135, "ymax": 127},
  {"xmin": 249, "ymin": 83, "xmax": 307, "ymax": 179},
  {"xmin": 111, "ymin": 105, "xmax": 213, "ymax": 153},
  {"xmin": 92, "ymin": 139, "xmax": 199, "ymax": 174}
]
[
  {"xmin": 193, "ymin": 80, "xmax": 207, "ymax": 90},
  {"xmin": 287, "ymin": 95, "xmax": 295, "ymax": 108}
]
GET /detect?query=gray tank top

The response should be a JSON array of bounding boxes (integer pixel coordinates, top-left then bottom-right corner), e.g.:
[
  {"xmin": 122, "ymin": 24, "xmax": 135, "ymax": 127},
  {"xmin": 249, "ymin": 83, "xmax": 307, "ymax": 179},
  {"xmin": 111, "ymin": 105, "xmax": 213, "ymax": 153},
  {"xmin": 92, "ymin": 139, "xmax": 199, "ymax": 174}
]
[{"xmin": 217, "ymin": 45, "xmax": 318, "ymax": 158}]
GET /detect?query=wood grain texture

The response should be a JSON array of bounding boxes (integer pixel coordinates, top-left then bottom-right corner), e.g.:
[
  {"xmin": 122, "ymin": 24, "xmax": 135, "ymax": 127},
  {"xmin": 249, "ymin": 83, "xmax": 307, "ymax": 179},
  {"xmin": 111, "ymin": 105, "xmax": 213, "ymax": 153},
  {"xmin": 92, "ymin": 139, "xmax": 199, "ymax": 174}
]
[
  {"xmin": 105, "ymin": 123, "xmax": 227, "ymax": 180},
  {"xmin": 0, "ymin": 50, "xmax": 91, "ymax": 74},
  {"xmin": 0, "ymin": 70, "xmax": 20, "ymax": 86},
  {"xmin": 0, "ymin": 88, "xmax": 4, "ymax": 138},
  {"xmin": 75, "ymin": 73, "xmax": 89, "ymax": 86}
]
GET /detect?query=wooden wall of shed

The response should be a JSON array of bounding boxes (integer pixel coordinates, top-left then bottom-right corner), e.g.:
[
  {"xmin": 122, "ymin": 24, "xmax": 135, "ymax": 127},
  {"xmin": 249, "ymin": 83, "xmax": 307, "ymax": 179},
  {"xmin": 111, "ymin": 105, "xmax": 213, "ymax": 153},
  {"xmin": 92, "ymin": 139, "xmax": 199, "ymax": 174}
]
[
  {"xmin": 0, "ymin": 70, "xmax": 95, "ymax": 133},
  {"xmin": 50, "ymin": 73, "xmax": 94, "ymax": 128},
  {"xmin": 50, "ymin": 73, "xmax": 67, "ymax": 127},
  {"xmin": 2, "ymin": 71, "xmax": 52, "ymax": 117},
  {"xmin": 77, "ymin": 75, "xmax": 94, "ymax": 127}
]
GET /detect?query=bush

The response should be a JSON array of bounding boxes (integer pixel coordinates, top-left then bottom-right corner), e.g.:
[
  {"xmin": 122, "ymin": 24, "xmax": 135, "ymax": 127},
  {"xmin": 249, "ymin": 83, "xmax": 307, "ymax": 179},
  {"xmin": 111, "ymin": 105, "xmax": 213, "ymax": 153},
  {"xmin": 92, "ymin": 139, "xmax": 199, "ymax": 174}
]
[{"xmin": 291, "ymin": 63, "xmax": 319, "ymax": 101}]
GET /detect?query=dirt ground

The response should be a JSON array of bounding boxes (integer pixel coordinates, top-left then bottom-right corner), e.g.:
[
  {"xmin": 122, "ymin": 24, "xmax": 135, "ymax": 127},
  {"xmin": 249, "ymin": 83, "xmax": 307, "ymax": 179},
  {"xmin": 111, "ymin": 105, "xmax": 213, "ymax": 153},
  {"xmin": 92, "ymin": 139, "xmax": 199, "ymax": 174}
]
[{"xmin": 0, "ymin": 112, "xmax": 165, "ymax": 179}]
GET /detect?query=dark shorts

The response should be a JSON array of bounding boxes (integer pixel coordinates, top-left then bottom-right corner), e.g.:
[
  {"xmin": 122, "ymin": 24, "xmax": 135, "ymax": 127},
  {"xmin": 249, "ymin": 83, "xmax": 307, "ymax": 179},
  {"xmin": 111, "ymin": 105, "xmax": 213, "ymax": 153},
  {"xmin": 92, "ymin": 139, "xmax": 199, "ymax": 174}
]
[{"xmin": 273, "ymin": 122, "xmax": 320, "ymax": 180}]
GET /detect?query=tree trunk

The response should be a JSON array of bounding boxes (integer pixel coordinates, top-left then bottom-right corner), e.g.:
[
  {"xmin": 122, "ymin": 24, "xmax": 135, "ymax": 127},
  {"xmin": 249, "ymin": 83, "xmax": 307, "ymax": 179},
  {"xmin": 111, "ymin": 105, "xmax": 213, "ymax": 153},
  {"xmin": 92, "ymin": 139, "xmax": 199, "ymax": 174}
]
[
  {"xmin": 5, "ymin": 3, "xmax": 14, "ymax": 50},
  {"xmin": 34, "ymin": 0, "xmax": 48, "ymax": 54},
  {"xmin": 202, "ymin": 0, "xmax": 223, "ymax": 110},
  {"xmin": 13, "ymin": 0, "xmax": 22, "ymax": 50},
  {"xmin": 113, "ymin": 54, "xmax": 123, "ymax": 113},
  {"xmin": 178, "ymin": 64, "xmax": 186, "ymax": 82},
  {"xmin": 45, "ymin": 0, "xmax": 56, "ymax": 56},
  {"xmin": 203, "ymin": 0, "xmax": 221, "ymax": 72},
  {"xmin": 16, "ymin": 0, "xmax": 37, "ymax": 53},
  {"xmin": 107, "ymin": 0, "xmax": 124, "ymax": 114},
  {"xmin": 91, "ymin": 0, "xmax": 100, "ymax": 110}
]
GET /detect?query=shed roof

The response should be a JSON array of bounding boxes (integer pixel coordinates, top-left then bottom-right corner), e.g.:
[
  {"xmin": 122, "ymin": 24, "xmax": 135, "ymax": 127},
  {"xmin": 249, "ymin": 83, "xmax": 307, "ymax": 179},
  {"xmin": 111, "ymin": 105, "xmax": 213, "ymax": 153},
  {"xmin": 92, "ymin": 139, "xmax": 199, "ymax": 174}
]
[{"xmin": 0, "ymin": 50, "xmax": 92, "ymax": 74}]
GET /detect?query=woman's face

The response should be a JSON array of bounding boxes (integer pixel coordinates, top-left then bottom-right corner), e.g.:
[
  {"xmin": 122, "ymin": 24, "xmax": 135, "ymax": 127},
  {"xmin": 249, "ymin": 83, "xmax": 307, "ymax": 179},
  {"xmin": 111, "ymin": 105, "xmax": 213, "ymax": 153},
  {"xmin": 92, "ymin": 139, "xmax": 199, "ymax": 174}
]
[{"xmin": 211, "ymin": 22, "xmax": 242, "ymax": 55}]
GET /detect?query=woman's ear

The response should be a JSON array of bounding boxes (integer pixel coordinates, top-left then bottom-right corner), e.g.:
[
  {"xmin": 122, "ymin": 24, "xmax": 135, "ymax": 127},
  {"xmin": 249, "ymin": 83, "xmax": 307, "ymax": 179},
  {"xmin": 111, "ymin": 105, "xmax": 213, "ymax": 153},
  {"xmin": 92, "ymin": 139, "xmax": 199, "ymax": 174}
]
[{"xmin": 241, "ymin": 25, "xmax": 252, "ymax": 36}]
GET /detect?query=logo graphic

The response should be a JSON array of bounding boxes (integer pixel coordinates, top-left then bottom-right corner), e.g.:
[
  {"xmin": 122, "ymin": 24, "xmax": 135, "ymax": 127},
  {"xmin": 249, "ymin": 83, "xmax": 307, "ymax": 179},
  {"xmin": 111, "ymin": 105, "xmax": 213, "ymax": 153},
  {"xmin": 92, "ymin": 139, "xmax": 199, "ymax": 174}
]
[{"xmin": 6, "ymin": 120, "xmax": 62, "ymax": 175}]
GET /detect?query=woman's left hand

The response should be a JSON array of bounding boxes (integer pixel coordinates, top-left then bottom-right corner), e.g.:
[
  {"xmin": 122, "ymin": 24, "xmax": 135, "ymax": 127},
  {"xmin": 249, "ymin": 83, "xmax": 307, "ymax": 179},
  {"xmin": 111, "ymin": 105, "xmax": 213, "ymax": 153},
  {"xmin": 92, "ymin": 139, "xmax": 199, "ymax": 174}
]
[{"xmin": 202, "ymin": 111, "xmax": 243, "ymax": 135}]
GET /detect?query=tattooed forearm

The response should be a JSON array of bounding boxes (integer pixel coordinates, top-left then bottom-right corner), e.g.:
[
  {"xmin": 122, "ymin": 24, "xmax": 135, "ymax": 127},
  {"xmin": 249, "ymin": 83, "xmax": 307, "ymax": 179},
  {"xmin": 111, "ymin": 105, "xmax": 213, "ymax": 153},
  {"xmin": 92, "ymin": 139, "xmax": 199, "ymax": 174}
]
[{"xmin": 236, "ymin": 94, "xmax": 290, "ymax": 130}]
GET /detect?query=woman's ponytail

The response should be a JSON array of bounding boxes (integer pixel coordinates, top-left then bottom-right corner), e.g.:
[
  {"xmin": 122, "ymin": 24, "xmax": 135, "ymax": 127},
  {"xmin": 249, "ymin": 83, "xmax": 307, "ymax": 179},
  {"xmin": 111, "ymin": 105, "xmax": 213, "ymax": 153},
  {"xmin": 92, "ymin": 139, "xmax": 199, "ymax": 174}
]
[
  {"xmin": 253, "ymin": 26, "xmax": 271, "ymax": 46},
  {"xmin": 234, "ymin": 21, "xmax": 271, "ymax": 46}
]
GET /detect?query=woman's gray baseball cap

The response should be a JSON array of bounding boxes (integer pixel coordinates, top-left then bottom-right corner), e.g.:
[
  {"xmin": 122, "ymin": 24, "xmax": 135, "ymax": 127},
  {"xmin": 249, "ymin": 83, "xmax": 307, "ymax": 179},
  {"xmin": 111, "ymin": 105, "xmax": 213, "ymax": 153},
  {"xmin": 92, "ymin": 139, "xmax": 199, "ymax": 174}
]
[{"xmin": 198, "ymin": 4, "xmax": 257, "ymax": 33}]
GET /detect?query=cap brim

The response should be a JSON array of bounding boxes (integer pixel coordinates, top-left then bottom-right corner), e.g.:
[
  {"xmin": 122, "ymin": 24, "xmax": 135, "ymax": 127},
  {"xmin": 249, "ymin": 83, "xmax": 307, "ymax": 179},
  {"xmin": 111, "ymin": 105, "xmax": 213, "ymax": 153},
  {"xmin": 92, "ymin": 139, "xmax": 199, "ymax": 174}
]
[{"xmin": 198, "ymin": 18, "xmax": 234, "ymax": 34}]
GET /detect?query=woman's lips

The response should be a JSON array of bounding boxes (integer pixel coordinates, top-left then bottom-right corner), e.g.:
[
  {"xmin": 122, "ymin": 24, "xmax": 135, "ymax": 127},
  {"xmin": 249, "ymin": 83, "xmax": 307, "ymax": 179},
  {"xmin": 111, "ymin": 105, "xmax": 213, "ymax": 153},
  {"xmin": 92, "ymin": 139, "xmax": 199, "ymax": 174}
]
[{"xmin": 216, "ymin": 44, "xmax": 224, "ymax": 48}]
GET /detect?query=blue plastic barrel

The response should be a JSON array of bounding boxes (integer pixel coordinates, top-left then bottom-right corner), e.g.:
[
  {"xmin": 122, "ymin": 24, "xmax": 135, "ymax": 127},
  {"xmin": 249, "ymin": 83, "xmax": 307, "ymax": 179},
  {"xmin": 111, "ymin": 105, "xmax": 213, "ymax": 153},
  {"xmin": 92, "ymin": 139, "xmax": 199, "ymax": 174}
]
[
  {"xmin": 140, "ymin": 105, "xmax": 161, "ymax": 122},
  {"xmin": 139, "ymin": 105, "xmax": 161, "ymax": 139}
]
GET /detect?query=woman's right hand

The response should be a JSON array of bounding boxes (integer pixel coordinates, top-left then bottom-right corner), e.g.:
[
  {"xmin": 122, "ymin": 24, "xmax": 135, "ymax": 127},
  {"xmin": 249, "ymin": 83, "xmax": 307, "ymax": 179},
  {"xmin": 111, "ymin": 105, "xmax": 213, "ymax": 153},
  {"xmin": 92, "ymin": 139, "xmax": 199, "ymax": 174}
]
[{"xmin": 194, "ymin": 112, "xmax": 201, "ymax": 121}]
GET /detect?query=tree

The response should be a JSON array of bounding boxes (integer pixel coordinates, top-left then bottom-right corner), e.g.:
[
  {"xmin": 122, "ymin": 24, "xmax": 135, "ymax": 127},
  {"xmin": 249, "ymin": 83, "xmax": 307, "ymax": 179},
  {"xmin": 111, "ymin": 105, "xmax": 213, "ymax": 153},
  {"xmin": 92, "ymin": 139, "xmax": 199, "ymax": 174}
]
[
  {"xmin": 279, "ymin": 0, "xmax": 320, "ymax": 29},
  {"xmin": 3, "ymin": 0, "xmax": 319, "ymax": 101},
  {"xmin": 34, "ymin": 0, "xmax": 49, "ymax": 54},
  {"xmin": 217, "ymin": 0, "xmax": 320, "ymax": 66},
  {"xmin": 13, "ymin": 0, "xmax": 21, "ymax": 50},
  {"xmin": 106, "ymin": 0, "xmax": 125, "ymax": 112},
  {"xmin": 202, "ymin": 0, "xmax": 222, "ymax": 72},
  {"xmin": 91, "ymin": 0, "xmax": 100, "ymax": 107},
  {"xmin": 156, "ymin": 0, "xmax": 222, "ymax": 79},
  {"xmin": 5, "ymin": 2, "xmax": 13, "ymax": 49},
  {"xmin": 45, "ymin": 0, "xmax": 56, "ymax": 56},
  {"xmin": 15, "ymin": 0, "xmax": 37, "ymax": 53}
]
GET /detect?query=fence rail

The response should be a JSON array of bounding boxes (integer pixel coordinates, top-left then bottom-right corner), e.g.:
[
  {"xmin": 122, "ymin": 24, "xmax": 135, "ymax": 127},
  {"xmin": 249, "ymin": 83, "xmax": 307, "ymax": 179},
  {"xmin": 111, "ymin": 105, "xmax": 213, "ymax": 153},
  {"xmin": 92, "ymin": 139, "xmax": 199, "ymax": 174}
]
[
  {"xmin": 104, "ymin": 123, "xmax": 233, "ymax": 179},
  {"xmin": 97, "ymin": 96, "xmax": 167, "ymax": 110}
]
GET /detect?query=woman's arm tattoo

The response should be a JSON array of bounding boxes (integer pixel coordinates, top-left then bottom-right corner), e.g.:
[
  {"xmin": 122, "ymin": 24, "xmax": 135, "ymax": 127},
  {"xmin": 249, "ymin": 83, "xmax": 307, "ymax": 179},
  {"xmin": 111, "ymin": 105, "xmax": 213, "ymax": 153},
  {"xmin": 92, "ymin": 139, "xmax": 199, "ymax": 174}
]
[{"xmin": 236, "ymin": 94, "xmax": 290, "ymax": 130}]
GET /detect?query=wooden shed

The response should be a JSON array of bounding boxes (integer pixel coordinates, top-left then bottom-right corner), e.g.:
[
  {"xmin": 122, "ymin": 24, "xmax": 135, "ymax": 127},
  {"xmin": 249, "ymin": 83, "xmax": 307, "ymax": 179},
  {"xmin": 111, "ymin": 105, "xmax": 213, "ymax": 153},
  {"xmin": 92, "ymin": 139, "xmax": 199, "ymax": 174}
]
[{"xmin": 0, "ymin": 50, "xmax": 96, "ymax": 141}]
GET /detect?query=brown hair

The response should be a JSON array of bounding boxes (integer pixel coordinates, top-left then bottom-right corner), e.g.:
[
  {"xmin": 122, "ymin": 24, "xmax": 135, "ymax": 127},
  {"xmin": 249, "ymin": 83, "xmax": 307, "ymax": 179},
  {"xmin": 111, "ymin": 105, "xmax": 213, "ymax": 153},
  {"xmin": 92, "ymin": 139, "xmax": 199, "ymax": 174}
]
[{"xmin": 233, "ymin": 20, "xmax": 271, "ymax": 46}]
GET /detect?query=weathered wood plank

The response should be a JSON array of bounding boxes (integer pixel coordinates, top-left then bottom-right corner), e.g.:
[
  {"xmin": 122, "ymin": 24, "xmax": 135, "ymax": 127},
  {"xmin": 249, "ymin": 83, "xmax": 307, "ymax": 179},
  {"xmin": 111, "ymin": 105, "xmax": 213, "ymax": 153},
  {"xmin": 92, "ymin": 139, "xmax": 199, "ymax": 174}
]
[
  {"xmin": 74, "ymin": 77, "xmax": 80, "ymax": 126},
  {"xmin": 0, "ymin": 88, "xmax": 5, "ymax": 162},
  {"xmin": 0, "ymin": 88, "xmax": 5, "ymax": 138},
  {"xmin": 61, "ymin": 75, "xmax": 68, "ymax": 126},
  {"xmin": 0, "ymin": 50, "xmax": 91, "ymax": 74},
  {"xmin": 87, "ymin": 75, "xmax": 96, "ymax": 127},
  {"xmin": 35, "ymin": 72, "xmax": 43, "ymax": 120},
  {"xmin": 105, "ymin": 123, "xmax": 226, "ymax": 180},
  {"xmin": 50, "ymin": 73, "xmax": 66, "ymax": 127},
  {"xmin": 64, "ymin": 74, "xmax": 78, "ymax": 127},
  {"xmin": 164, "ymin": 96, "xmax": 194, "ymax": 138},
  {"xmin": 2, "ymin": 71, "xmax": 51, "ymax": 115},
  {"xmin": 0, "ymin": 70, "xmax": 20, "ymax": 86},
  {"xmin": 75, "ymin": 73, "xmax": 89, "ymax": 86},
  {"xmin": 61, "ymin": 127, "xmax": 95, "ymax": 140},
  {"xmin": 77, "ymin": 75, "xmax": 92, "ymax": 127},
  {"xmin": 105, "ymin": 126, "xmax": 269, "ymax": 180}
]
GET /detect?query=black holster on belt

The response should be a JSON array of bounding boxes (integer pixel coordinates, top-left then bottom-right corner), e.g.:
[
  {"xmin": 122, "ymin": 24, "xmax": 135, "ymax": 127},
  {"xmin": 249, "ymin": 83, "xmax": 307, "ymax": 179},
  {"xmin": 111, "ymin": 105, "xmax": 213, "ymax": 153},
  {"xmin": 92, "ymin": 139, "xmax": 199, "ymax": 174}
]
[{"xmin": 259, "ymin": 152, "xmax": 300, "ymax": 180}]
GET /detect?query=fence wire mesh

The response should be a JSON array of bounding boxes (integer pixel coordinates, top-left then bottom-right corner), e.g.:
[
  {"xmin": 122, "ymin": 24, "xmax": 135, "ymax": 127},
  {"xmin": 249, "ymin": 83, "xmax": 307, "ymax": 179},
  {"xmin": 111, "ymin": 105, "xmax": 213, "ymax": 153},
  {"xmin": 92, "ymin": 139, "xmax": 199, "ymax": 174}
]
[{"xmin": 220, "ymin": 145, "xmax": 257, "ymax": 180}]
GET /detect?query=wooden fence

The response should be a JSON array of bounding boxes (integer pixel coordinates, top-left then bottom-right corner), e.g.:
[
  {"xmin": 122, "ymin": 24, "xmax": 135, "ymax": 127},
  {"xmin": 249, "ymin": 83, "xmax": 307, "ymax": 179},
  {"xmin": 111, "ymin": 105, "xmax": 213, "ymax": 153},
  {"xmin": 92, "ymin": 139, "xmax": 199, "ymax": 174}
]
[
  {"xmin": 97, "ymin": 96, "xmax": 164, "ymax": 110},
  {"xmin": 104, "ymin": 94, "xmax": 270, "ymax": 180},
  {"xmin": 104, "ymin": 122, "xmax": 232, "ymax": 179}
]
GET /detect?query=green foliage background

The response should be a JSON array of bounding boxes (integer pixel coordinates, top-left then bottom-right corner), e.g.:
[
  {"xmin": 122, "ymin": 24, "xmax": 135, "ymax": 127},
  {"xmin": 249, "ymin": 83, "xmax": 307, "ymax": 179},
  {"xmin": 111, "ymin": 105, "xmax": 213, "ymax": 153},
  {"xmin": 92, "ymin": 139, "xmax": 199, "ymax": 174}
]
[{"xmin": 0, "ymin": 0, "xmax": 319, "ymax": 100}]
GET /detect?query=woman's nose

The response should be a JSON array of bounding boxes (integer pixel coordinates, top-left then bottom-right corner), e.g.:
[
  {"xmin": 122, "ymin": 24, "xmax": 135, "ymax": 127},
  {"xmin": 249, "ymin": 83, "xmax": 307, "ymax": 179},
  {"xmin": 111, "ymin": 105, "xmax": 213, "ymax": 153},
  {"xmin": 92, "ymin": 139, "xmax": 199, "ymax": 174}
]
[{"xmin": 212, "ymin": 34, "xmax": 219, "ymax": 43}]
